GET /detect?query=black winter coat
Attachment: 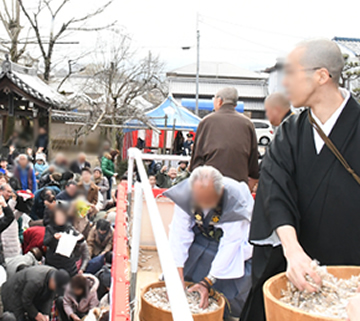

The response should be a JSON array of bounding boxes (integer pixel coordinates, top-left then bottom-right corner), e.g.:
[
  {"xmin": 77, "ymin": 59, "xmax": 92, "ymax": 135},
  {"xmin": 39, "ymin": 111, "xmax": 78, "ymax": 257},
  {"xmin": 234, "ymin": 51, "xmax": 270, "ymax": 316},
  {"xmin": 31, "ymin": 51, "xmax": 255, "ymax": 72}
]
[
  {"xmin": 1, "ymin": 265, "xmax": 56, "ymax": 319},
  {"xmin": 43, "ymin": 223, "xmax": 79, "ymax": 277}
]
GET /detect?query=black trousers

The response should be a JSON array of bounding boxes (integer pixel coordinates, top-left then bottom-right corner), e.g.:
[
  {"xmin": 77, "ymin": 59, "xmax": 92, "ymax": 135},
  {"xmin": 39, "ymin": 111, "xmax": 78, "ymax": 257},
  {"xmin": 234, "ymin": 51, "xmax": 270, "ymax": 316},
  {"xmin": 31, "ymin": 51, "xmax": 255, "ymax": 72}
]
[
  {"xmin": 56, "ymin": 297, "xmax": 70, "ymax": 321},
  {"xmin": 240, "ymin": 245, "xmax": 286, "ymax": 321}
]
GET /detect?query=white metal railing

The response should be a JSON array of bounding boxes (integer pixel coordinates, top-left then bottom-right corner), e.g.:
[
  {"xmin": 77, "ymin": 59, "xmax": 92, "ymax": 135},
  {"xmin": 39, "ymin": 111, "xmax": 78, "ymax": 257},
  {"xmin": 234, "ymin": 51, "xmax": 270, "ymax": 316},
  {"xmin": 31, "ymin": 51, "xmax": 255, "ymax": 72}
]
[{"xmin": 127, "ymin": 148, "xmax": 193, "ymax": 321}]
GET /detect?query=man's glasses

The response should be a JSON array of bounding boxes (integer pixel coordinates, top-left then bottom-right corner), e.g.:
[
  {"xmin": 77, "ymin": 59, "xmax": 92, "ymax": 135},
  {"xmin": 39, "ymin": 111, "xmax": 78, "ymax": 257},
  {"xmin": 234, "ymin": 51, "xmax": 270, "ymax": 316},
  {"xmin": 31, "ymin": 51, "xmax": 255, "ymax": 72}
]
[
  {"xmin": 302, "ymin": 67, "xmax": 333, "ymax": 78},
  {"xmin": 284, "ymin": 66, "xmax": 332, "ymax": 78}
]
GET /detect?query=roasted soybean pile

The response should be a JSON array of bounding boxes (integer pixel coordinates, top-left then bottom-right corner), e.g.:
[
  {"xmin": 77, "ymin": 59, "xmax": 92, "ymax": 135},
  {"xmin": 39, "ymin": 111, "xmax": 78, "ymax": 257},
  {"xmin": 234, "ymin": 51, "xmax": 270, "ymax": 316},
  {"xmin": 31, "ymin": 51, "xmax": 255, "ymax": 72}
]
[
  {"xmin": 280, "ymin": 264, "xmax": 360, "ymax": 319},
  {"xmin": 144, "ymin": 286, "xmax": 220, "ymax": 314}
]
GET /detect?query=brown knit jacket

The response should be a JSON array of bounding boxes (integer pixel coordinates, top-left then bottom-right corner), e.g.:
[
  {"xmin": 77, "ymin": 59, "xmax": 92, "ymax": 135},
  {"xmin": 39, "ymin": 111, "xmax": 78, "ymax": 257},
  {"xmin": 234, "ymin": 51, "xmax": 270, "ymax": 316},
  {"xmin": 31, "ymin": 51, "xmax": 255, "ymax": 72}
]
[{"xmin": 77, "ymin": 181, "xmax": 99, "ymax": 205}]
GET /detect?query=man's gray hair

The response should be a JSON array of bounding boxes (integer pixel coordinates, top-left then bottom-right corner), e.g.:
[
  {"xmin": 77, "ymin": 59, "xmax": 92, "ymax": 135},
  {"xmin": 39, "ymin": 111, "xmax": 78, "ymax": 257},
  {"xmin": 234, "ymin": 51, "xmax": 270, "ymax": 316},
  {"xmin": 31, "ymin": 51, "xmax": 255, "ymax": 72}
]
[
  {"xmin": 216, "ymin": 87, "xmax": 238, "ymax": 106},
  {"xmin": 296, "ymin": 38, "xmax": 344, "ymax": 84},
  {"xmin": 189, "ymin": 166, "xmax": 224, "ymax": 195}
]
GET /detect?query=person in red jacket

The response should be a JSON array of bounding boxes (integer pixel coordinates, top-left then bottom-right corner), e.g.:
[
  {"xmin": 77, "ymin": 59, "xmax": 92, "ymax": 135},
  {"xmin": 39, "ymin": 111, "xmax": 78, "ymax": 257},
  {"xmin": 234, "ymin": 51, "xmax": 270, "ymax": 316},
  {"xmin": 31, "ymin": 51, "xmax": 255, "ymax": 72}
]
[{"xmin": 23, "ymin": 226, "xmax": 45, "ymax": 254}]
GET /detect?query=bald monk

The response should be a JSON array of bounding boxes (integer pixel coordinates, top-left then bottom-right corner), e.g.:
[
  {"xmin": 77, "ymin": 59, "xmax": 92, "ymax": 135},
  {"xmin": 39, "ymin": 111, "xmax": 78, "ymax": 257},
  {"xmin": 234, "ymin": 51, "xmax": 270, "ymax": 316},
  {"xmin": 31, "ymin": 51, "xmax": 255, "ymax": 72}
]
[
  {"xmin": 190, "ymin": 87, "xmax": 259, "ymax": 190},
  {"xmin": 264, "ymin": 92, "xmax": 293, "ymax": 127},
  {"xmin": 241, "ymin": 39, "xmax": 360, "ymax": 321}
]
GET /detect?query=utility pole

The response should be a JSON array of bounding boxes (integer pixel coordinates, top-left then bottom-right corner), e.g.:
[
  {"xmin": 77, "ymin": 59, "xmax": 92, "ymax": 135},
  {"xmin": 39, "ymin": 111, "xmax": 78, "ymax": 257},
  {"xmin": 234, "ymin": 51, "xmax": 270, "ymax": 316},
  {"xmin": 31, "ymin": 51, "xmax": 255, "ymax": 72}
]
[{"xmin": 195, "ymin": 12, "xmax": 200, "ymax": 116}]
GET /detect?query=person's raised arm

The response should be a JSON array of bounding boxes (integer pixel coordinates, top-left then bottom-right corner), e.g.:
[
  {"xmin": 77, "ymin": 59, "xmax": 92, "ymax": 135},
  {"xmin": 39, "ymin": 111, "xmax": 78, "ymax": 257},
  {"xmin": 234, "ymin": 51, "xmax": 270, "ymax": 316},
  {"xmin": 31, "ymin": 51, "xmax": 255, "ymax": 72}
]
[
  {"xmin": 0, "ymin": 196, "xmax": 15, "ymax": 233},
  {"xmin": 277, "ymin": 225, "xmax": 321, "ymax": 292}
]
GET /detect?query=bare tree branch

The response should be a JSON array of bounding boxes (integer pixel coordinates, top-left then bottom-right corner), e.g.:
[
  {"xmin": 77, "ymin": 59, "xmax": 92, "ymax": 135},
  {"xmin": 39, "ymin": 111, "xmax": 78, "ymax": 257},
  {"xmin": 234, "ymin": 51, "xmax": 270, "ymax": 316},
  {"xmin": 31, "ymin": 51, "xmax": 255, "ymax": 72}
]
[
  {"xmin": 19, "ymin": 0, "xmax": 116, "ymax": 81},
  {"xmin": 67, "ymin": 21, "xmax": 117, "ymax": 32}
]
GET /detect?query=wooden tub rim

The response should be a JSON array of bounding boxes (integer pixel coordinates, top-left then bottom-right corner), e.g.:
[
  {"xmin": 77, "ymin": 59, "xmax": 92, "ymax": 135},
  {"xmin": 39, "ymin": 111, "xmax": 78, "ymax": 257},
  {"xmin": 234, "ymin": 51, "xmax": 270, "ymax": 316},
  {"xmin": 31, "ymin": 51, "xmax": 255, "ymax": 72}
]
[
  {"xmin": 141, "ymin": 281, "xmax": 226, "ymax": 317},
  {"xmin": 263, "ymin": 266, "xmax": 360, "ymax": 321}
]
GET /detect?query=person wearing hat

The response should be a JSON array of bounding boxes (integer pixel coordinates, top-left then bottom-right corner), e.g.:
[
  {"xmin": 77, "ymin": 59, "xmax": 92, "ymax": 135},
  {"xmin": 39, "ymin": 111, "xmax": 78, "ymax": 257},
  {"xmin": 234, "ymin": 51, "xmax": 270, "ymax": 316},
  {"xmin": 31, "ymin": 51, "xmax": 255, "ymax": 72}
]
[
  {"xmin": 92, "ymin": 167, "xmax": 109, "ymax": 206},
  {"xmin": 177, "ymin": 161, "xmax": 189, "ymax": 174},
  {"xmin": 176, "ymin": 161, "xmax": 190, "ymax": 184},
  {"xmin": 1, "ymin": 265, "xmax": 70, "ymax": 321},
  {"xmin": 95, "ymin": 262, "xmax": 111, "ymax": 301},
  {"xmin": 183, "ymin": 133, "xmax": 194, "ymax": 156},
  {"xmin": 34, "ymin": 154, "xmax": 49, "ymax": 183}
]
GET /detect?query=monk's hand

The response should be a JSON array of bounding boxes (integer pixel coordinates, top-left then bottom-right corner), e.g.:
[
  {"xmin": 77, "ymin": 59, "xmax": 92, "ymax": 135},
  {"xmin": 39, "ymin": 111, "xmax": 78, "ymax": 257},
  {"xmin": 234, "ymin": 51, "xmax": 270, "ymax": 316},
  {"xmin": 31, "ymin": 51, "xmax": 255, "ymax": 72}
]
[
  {"xmin": 285, "ymin": 245, "xmax": 321, "ymax": 292},
  {"xmin": 189, "ymin": 283, "xmax": 209, "ymax": 309},
  {"xmin": 347, "ymin": 294, "xmax": 360, "ymax": 321}
]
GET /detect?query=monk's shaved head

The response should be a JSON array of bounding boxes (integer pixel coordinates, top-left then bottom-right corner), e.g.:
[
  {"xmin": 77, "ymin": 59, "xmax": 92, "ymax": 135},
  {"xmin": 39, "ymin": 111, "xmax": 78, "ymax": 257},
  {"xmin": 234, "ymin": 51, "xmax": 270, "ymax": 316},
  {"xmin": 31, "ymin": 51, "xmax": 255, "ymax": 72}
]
[
  {"xmin": 216, "ymin": 87, "xmax": 238, "ymax": 106},
  {"xmin": 295, "ymin": 39, "xmax": 344, "ymax": 84},
  {"xmin": 265, "ymin": 92, "xmax": 290, "ymax": 110},
  {"xmin": 265, "ymin": 92, "xmax": 291, "ymax": 126}
]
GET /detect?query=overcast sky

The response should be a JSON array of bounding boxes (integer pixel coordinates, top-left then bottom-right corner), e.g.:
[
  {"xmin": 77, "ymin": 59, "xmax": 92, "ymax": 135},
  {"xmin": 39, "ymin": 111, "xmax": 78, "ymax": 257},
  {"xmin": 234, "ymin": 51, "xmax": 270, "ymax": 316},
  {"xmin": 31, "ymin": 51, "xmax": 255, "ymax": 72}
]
[{"xmin": 1, "ymin": 0, "xmax": 360, "ymax": 73}]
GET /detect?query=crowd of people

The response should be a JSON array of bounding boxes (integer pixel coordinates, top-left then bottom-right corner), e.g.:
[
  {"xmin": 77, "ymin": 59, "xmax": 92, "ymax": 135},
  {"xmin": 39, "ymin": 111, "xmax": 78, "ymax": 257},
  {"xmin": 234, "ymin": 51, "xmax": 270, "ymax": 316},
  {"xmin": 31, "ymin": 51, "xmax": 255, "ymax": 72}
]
[{"xmin": 0, "ymin": 139, "xmax": 118, "ymax": 321}]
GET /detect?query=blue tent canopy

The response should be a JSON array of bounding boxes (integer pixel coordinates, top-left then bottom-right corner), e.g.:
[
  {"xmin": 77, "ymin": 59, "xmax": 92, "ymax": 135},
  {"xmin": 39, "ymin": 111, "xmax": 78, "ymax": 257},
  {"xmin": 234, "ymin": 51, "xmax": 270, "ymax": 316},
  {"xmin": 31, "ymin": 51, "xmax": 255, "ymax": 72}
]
[
  {"xmin": 181, "ymin": 98, "xmax": 244, "ymax": 113},
  {"xmin": 125, "ymin": 96, "xmax": 201, "ymax": 132}
]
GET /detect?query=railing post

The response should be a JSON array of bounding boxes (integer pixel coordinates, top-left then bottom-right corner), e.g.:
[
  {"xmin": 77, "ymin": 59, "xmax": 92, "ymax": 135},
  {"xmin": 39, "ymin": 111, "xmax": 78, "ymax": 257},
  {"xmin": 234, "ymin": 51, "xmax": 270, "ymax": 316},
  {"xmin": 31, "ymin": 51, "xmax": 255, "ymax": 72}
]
[
  {"xmin": 130, "ymin": 181, "xmax": 143, "ymax": 319},
  {"xmin": 131, "ymin": 148, "xmax": 193, "ymax": 321},
  {"xmin": 127, "ymin": 153, "xmax": 134, "ymax": 226}
]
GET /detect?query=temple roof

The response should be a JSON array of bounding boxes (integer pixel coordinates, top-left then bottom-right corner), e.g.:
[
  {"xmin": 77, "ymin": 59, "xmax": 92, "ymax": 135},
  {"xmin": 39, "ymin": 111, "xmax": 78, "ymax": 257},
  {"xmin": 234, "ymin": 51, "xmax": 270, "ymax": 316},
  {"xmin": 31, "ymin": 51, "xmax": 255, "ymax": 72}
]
[{"xmin": 0, "ymin": 55, "xmax": 67, "ymax": 108}]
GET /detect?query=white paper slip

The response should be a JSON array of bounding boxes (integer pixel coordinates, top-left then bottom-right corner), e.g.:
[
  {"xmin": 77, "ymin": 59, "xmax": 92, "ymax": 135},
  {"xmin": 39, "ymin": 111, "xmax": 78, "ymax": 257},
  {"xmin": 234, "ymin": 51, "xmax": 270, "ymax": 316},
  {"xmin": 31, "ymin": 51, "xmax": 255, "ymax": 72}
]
[{"xmin": 55, "ymin": 233, "xmax": 79, "ymax": 258}]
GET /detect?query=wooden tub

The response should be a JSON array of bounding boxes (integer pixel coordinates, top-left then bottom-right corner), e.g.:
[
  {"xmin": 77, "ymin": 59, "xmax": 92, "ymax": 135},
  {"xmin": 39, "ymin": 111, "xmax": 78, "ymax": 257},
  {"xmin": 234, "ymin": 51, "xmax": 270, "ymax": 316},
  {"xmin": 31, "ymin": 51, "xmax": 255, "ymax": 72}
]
[
  {"xmin": 263, "ymin": 266, "xmax": 360, "ymax": 321},
  {"xmin": 139, "ymin": 281, "xmax": 225, "ymax": 321}
]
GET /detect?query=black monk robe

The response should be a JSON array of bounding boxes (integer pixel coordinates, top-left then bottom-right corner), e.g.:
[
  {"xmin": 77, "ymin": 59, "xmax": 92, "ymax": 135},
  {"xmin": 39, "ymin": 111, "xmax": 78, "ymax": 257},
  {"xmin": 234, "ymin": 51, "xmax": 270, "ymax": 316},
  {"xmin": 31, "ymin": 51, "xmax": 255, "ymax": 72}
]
[{"xmin": 241, "ymin": 96, "xmax": 360, "ymax": 321}]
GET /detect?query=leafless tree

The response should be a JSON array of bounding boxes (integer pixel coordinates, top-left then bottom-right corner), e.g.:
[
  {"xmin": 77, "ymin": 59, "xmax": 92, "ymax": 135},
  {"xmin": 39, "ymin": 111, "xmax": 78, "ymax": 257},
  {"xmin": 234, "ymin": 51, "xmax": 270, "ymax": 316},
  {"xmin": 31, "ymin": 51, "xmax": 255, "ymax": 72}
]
[
  {"xmin": 67, "ymin": 31, "xmax": 166, "ymax": 153},
  {"xmin": 18, "ymin": 0, "xmax": 116, "ymax": 82},
  {"xmin": 0, "ymin": 0, "xmax": 30, "ymax": 62}
]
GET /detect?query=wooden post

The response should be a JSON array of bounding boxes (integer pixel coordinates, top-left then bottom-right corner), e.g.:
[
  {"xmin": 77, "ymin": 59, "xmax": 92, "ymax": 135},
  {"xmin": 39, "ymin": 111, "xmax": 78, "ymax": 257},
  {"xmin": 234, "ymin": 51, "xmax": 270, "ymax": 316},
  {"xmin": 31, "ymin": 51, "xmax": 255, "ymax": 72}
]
[
  {"xmin": 47, "ymin": 107, "xmax": 52, "ymax": 159},
  {"xmin": 1, "ymin": 115, "xmax": 6, "ymax": 145},
  {"xmin": 169, "ymin": 118, "xmax": 176, "ymax": 155},
  {"xmin": 33, "ymin": 110, "xmax": 39, "ymax": 149},
  {"xmin": 163, "ymin": 115, "xmax": 168, "ymax": 155}
]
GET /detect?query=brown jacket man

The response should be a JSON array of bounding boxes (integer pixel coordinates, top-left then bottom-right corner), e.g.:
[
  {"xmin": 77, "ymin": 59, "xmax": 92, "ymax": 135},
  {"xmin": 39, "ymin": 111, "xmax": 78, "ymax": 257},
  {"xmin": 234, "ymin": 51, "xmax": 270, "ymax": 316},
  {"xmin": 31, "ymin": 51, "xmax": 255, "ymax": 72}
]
[
  {"xmin": 87, "ymin": 221, "xmax": 113, "ymax": 258},
  {"xmin": 77, "ymin": 181, "xmax": 99, "ymax": 205},
  {"xmin": 190, "ymin": 87, "xmax": 259, "ymax": 185}
]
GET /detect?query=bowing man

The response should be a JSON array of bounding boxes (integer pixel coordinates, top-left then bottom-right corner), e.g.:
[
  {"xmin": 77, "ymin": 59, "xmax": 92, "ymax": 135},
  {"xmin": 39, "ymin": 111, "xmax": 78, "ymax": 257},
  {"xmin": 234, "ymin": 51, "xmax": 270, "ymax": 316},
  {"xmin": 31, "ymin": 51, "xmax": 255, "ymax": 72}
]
[
  {"xmin": 241, "ymin": 39, "xmax": 360, "ymax": 321},
  {"xmin": 166, "ymin": 166, "xmax": 253, "ymax": 320}
]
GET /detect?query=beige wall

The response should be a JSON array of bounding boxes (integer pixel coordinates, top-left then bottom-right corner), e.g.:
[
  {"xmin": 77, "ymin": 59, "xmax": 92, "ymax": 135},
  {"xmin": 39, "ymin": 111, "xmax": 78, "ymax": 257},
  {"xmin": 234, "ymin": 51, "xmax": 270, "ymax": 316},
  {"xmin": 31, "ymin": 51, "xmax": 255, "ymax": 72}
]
[{"xmin": 50, "ymin": 121, "xmax": 102, "ymax": 153}]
